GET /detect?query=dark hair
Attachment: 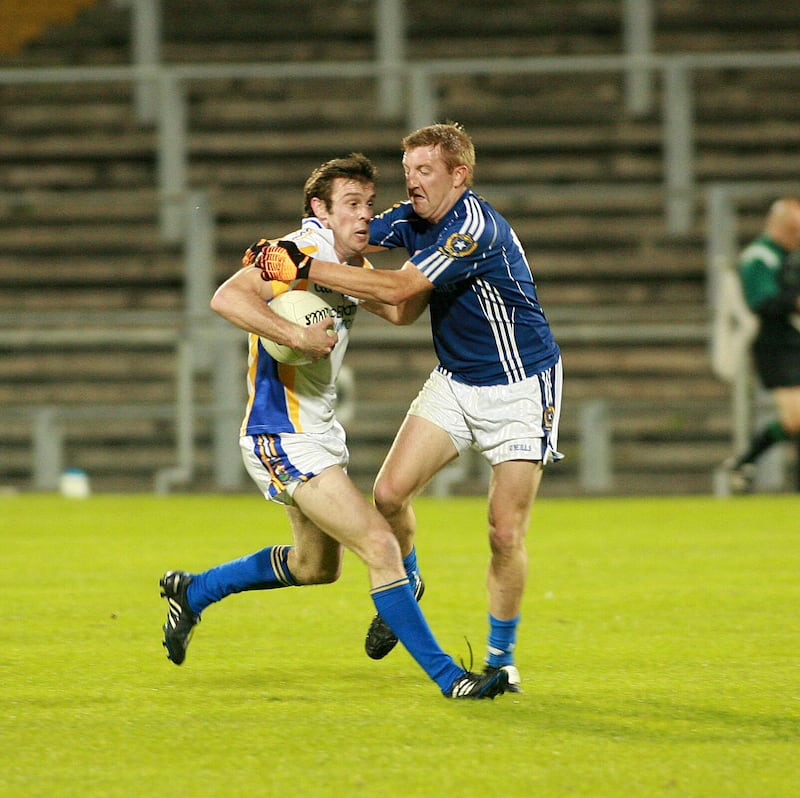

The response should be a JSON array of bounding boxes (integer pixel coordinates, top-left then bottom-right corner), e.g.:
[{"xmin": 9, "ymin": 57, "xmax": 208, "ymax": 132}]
[
  {"xmin": 401, "ymin": 122, "xmax": 475, "ymax": 186},
  {"xmin": 303, "ymin": 152, "xmax": 378, "ymax": 216}
]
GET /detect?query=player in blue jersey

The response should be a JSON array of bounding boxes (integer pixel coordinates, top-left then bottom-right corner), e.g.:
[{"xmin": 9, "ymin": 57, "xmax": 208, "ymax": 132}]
[
  {"xmin": 157, "ymin": 152, "xmax": 509, "ymax": 700},
  {"xmin": 257, "ymin": 123, "xmax": 564, "ymax": 693}
]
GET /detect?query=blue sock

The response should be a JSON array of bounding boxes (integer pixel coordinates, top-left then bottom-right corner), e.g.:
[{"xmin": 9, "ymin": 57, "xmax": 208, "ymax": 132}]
[
  {"xmin": 402, "ymin": 546, "xmax": 421, "ymax": 590},
  {"xmin": 370, "ymin": 579, "xmax": 463, "ymax": 695},
  {"xmin": 485, "ymin": 613, "xmax": 519, "ymax": 668},
  {"xmin": 402, "ymin": 546, "xmax": 418, "ymax": 579},
  {"xmin": 187, "ymin": 545, "xmax": 297, "ymax": 615}
]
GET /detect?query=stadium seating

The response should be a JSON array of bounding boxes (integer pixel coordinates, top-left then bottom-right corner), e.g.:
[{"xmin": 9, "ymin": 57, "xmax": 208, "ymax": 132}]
[
  {"xmin": 0, "ymin": 0, "xmax": 96, "ymax": 55},
  {"xmin": 1, "ymin": 0, "xmax": 798, "ymax": 494}
]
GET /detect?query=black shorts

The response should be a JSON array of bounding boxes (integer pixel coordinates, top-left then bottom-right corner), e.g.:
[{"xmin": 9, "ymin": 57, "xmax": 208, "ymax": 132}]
[{"xmin": 754, "ymin": 341, "xmax": 800, "ymax": 389}]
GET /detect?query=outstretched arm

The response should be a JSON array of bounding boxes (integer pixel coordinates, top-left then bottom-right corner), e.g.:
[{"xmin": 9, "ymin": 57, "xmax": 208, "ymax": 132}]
[
  {"xmin": 312, "ymin": 259, "xmax": 432, "ymax": 306},
  {"xmin": 360, "ymin": 289, "xmax": 432, "ymax": 325},
  {"xmin": 255, "ymin": 240, "xmax": 433, "ymax": 306}
]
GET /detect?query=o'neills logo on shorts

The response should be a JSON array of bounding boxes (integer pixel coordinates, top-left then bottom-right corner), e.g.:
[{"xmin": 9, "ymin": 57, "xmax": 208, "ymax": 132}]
[{"xmin": 440, "ymin": 232, "xmax": 478, "ymax": 258}]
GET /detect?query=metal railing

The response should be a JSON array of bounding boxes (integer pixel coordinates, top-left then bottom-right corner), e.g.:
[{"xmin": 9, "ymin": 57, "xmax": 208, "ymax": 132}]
[
  {"xmin": 0, "ymin": 189, "xmax": 245, "ymax": 494},
  {"xmin": 3, "ymin": 51, "xmax": 800, "ymax": 241},
  {"xmin": 4, "ymin": 16, "xmax": 800, "ymax": 493},
  {"xmin": 0, "ymin": 323, "xmax": 246, "ymax": 495}
]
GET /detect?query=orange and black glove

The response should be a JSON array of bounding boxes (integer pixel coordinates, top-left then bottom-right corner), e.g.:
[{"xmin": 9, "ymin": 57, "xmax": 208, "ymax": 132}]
[
  {"xmin": 242, "ymin": 238, "xmax": 269, "ymax": 267},
  {"xmin": 244, "ymin": 239, "xmax": 313, "ymax": 282}
]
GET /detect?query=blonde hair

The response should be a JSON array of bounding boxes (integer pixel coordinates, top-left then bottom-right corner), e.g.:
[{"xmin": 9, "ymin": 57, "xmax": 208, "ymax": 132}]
[{"xmin": 401, "ymin": 122, "xmax": 475, "ymax": 186}]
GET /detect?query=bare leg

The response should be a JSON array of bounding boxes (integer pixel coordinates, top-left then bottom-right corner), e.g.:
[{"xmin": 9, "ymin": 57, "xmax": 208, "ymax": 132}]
[
  {"xmin": 373, "ymin": 414, "xmax": 459, "ymax": 555},
  {"xmin": 486, "ymin": 459, "xmax": 542, "ymax": 620},
  {"xmin": 774, "ymin": 386, "xmax": 800, "ymax": 434},
  {"xmin": 294, "ymin": 464, "xmax": 469, "ymax": 694},
  {"xmin": 364, "ymin": 416, "xmax": 458, "ymax": 660},
  {"xmin": 283, "ymin": 504, "xmax": 343, "ymax": 585},
  {"xmin": 293, "ymin": 466, "xmax": 405, "ymax": 588}
]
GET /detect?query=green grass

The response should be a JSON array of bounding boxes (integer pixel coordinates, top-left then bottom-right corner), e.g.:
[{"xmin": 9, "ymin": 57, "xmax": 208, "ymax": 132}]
[{"xmin": 1, "ymin": 493, "xmax": 798, "ymax": 797}]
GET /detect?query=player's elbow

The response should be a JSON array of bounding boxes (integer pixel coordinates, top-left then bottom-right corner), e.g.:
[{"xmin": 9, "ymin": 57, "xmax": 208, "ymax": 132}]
[
  {"xmin": 209, "ymin": 287, "xmax": 226, "ymax": 316},
  {"xmin": 210, "ymin": 283, "xmax": 237, "ymax": 319},
  {"xmin": 381, "ymin": 275, "xmax": 425, "ymax": 306},
  {"xmin": 381, "ymin": 264, "xmax": 431, "ymax": 307},
  {"xmin": 381, "ymin": 285, "xmax": 413, "ymax": 306}
]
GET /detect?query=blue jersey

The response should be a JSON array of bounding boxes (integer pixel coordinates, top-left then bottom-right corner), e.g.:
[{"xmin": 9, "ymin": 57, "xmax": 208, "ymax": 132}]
[{"xmin": 369, "ymin": 190, "xmax": 560, "ymax": 386}]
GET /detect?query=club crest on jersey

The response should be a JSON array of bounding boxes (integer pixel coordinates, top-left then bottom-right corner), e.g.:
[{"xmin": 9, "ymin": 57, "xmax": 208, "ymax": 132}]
[{"xmin": 440, "ymin": 232, "xmax": 478, "ymax": 258}]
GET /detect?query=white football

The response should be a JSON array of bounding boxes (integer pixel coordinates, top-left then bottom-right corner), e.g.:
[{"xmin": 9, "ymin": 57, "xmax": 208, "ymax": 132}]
[{"xmin": 261, "ymin": 290, "xmax": 334, "ymax": 365}]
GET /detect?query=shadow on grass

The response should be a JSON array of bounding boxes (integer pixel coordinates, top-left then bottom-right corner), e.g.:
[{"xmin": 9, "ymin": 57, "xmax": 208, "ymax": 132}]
[{"xmin": 528, "ymin": 692, "xmax": 798, "ymax": 743}]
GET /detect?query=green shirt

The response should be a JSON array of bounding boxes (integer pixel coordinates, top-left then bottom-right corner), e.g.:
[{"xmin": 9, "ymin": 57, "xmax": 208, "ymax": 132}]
[{"xmin": 738, "ymin": 234, "xmax": 800, "ymax": 318}]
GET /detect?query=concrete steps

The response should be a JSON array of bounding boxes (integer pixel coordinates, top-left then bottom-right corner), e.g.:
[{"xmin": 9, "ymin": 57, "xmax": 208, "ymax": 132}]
[{"xmin": 3, "ymin": 0, "xmax": 799, "ymax": 494}]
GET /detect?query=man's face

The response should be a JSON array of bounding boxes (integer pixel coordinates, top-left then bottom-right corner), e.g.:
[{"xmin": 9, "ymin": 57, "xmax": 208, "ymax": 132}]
[
  {"xmin": 402, "ymin": 145, "xmax": 464, "ymax": 224},
  {"xmin": 316, "ymin": 178, "xmax": 375, "ymax": 261}
]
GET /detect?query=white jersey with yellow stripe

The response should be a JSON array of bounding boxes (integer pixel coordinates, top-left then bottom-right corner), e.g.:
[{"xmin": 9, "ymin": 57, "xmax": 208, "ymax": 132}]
[{"xmin": 240, "ymin": 218, "xmax": 366, "ymax": 436}]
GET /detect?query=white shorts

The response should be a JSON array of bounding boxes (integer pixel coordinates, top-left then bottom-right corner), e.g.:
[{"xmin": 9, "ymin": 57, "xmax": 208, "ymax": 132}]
[
  {"xmin": 240, "ymin": 421, "xmax": 349, "ymax": 505},
  {"xmin": 408, "ymin": 359, "xmax": 564, "ymax": 466}
]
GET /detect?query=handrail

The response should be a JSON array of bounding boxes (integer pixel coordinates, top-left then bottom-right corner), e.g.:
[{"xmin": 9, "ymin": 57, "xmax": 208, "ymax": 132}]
[
  {"xmin": 4, "ymin": 48, "xmax": 799, "ymax": 494},
  {"xmin": 4, "ymin": 50, "xmax": 799, "ymax": 84},
  {"xmin": 0, "ymin": 316, "xmax": 708, "ymax": 348},
  {"xmin": 3, "ymin": 51, "xmax": 800, "ymax": 239},
  {"xmin": 0, "ymin": 309, "xmax": 180, "ymax": 325}
]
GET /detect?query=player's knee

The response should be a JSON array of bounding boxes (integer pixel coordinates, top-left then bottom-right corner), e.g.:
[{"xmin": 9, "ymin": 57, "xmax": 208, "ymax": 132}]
[
  {"xmin": 292, "ymin": 558, "xmax": 342, "ymax": 586},
  {"xmin": 776, "ymin": 389, "xmax": 800, "ymax": 433},
  {"xmin": 373, "ymin": 476, "xmax": 406, "ymax": 518},
  {"xmin": 488, "ymin": 523, "xmax": 524, "ymax": 556},
  {"xmin": 311, "ymin": 563, "xmax": 341, "ymax": 585},
  {"xmin": 361, "ymin": 526, "xmax": 402, "ymax": 571}
]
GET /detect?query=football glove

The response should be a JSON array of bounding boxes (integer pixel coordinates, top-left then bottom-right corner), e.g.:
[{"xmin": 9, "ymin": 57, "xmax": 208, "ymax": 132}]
[
  {"xmin": 242, "ymin": 238, "xmax": 269, "ymax": 267},
  {"xmin": 254, "ymin": 240, "xmax": 313, "ymax": 282}
]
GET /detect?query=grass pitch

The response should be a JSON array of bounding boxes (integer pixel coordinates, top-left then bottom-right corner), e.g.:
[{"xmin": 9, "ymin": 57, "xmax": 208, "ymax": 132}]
[{"xmin": 1, "ymin": 493, "xmax": 797, "ymax": 797}]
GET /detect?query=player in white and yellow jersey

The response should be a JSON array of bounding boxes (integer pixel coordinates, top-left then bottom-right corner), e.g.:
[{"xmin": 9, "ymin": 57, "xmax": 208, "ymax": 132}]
[
  {"xmin": 157, "ymin": 152, "xmax": 509, "ymax": 700},
  {"xmin": 258, "ymin": 124, "xmax": 565, "ymax": 694},
  {"xmin": 239, "ymin": 220, "xmax": 359, "ymax": 442}
]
